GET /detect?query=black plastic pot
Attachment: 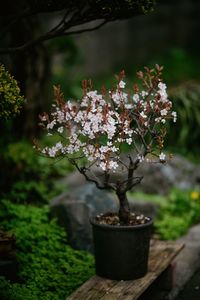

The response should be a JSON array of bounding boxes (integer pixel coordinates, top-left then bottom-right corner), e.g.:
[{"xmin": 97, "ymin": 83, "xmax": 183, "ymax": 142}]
[{"xmin": 90, "ymin": 217, "xmax": 153, "ymax": 280}]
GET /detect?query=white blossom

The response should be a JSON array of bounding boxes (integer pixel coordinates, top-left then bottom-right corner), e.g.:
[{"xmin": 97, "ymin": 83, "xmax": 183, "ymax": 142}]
[
  {"xmin": 57, "ymin": 126, "xmax": 64, "ymax": 133},
  {"xmin": 172, "ymin": 111, "xmax": 177, "ymax": 122},
  {"xmin": 158, "ymin": 82, "xmax": 167, "ymax": 90},
  {"xmin": 80, "ymin": 96, "xmax": 89, "ymax": 107},
  {"xmin": 37, "ymin": 68, "xmax": 177, "ymax": 173},
  {"xmin": 87, "ymin": 91, "xmax": 98, "ymax": 98},
  {"xmin": 111, "ymin": 91, "xmax": 121, "ymax": 105},
  {"xmin": 160, "ymin": 108, "xmax": 168, "ymax": 116},
  {"xmin": 159, "ymin": 152, "xmax": 166, "ymax": 161},
  {"xmin": 47, "ymin": 120, "xmax": 56, "ymax": 130},
  {"xmin": 137, "ymin": 154, "xmax": 145, "ymax": 163},
  {"xmin": 141, "ymin": 91, "xmax": 148, "ymax": 98},
  {"xmin": 140, "ymin": 111, "xmax": 147, "ymax": 119},
  {"xmin": 126, "ymin": 138, "xmax": 132, "ymax": 145},
  {"xmin": 119, "ymin": 80, "xmax": 126, "ymax": 88},
  {"xmin": 48, "ymin": 147, "xmax": 57, "ymax": 157},
  {"xmin": 99, "ymin": 161, "xmax": 107, "ymax": 171},
  {"xmin": 133, "ymin": 94, "xmax": 140, "ymax": 103},
  {"xmin": 108, "ymin": 160, "xmax": 119, "ymax": 170},
  {"xmin": 55, "ymin": 142, "xmax": 63, "ymax": 150},
  {"xmin": 125, "ymin": 103, "xmax": 133, "ymax": 109}
]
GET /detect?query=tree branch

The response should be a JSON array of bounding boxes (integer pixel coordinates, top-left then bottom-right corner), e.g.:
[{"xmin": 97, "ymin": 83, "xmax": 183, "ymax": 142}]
[
  {"xmin": 70, "ymin": 159, "xmax": 116, "ymax": 191},
  {"xmin": 119, "ymin": 175, "xmax": 144, "ymax": 193},
  {"xmin": 62, "ymin": 20, "xmax": 108, "ymax": 36},
  {"xmin": 0, "ymin": 0, "xmax": 155, "ymax": 54},
  {"xmin": 0, "ymin": 19, "xmax": 108, "ymax": 54}
]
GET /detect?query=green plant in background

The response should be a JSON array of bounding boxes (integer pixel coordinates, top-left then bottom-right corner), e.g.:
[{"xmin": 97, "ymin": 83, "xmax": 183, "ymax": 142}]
[
  {"xmin": 154, "ymin": 189, "xmax": 200, "ymax": 240},
  {"xmin": 50, "ymin": 36, "xmax": 84, "ymax": 100},
  {"xmin": 129, "ymin": 189, "xmax": 200, "ymax": 240},
  {"xmin": 0, "ymin": 199, "xmax": 94, "ymax": 300},
  {"xmin": 151, "ymin": 48, "xmax": 200, "ymax": 84},
  {"xmin": 0, "ymin": 140, "xmax": 73, "ymax": 203},
  {"xmin": 168, "ymin": 81, "xmax": 200, "ymax": 155},
  {"xmin": 148, "ymin": 48, "xmax": 200, "ymax": 157},
  {"xmin": 0, "ymin": 64, "xmax": 25, "ymax": 119}
]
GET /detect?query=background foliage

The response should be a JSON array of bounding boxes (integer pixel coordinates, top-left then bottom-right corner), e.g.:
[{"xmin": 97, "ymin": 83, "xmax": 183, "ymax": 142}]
[
  {"xmin": 0, "ymin": 140, "xmax": 73, "ymax": 203},
  {"xmin": 0, "ymin": 64, "xmax": 25, "ymax": 119}
]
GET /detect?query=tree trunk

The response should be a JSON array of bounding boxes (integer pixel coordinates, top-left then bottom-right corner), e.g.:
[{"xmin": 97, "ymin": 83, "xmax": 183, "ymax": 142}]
[
  {"xmin": 1, "ymin": 13, "xmax": 51, "ymax": 139},
  {"xmin": 116, "ymin": 191, "xmax": 130, "ymax": 224},
  {"xmin": 13, "ymin": 46, "xmax": 51, "ymax": 138}
]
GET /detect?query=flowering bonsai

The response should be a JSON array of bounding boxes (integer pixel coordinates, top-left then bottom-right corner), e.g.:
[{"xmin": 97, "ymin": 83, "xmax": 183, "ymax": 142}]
[{"xmin": 35, "ymin": 65, "xmax": 176, "ymax": 226}]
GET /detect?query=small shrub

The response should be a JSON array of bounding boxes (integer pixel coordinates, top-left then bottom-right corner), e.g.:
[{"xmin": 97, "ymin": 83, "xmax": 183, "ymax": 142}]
[
  {"xmin": 168, "ymin": 81, "xmax": 200, "ymax": 153},
  {"xmin": 0, "ymin": 64, "xmax": 25, "ymax": 119},
  {"xmin": 154, "ymin": 189, "xmax": 200, "ymax": 239},
  {"xmin": 155, "ymin": 215, "xmax": 190, "ymax": 240},
  {"xmin": 130, "ymin": 188, "xmax": 200, "ymax": 240},
  {"xmin": 0, "ymin": 140, "xmax": 72, "ymax": 203}
]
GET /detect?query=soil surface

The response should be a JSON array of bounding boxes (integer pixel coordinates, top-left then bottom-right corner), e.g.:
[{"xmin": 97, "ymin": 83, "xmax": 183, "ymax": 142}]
[
  {"xmin": 175, "ymin": 268, "xmax": 200, "ymax": 300},
  {"xmin": 94, "ymin": 212, "xmax": 150, "ymax": 226}
]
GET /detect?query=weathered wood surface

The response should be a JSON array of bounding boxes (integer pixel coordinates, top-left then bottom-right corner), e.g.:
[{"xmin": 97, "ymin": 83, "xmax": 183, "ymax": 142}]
[{"xmin": 66, "ymin": 240, "xmax": 184, "ymax": 300}]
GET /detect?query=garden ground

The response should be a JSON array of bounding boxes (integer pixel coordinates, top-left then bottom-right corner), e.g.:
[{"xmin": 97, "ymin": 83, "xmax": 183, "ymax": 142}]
[
  {"xmin": 175, "ymin": 268, "xmax": 200, "ymax": 300},
  {"xmin": 168, "ymin": 222, "xmax": 200, "ymax": 299}
]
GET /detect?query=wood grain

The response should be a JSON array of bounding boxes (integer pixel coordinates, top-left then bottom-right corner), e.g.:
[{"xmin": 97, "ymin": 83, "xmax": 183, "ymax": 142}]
[{"xmin": 66, "ymin": 241, "xmax": 184, "ymax": 300}]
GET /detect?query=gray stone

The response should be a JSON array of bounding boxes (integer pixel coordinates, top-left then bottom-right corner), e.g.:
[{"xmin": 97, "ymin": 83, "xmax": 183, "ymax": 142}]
[
  {"xmin": 134, "ymin": 155, "xmax": 200, "ymax": 195},
  {"xmin": 50, "ymin": 183, "xmax": 118, "ymax": 251},
  {"xmin": 62, "ymin": 155, "xmax": 200, "ymax": 196},
  {"xmin": 130, "ymin": 200, "xmax": 159, "ymax": 221}
]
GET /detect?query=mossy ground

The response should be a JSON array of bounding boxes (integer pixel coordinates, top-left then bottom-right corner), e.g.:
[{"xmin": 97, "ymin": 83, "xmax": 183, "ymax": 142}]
[{"xmin": 0, "ymin": 200, "xmax": 94, "ymax": 300}]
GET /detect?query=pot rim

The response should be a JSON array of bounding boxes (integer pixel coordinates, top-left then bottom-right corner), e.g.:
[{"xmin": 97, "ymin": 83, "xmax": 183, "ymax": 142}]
[{"xmin": 90, "ymin": 215, "xmax": 153, "ymax": 231}]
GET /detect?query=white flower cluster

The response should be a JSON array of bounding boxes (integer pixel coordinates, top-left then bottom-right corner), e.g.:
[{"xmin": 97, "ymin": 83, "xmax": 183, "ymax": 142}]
[{"xmin": 39, "ymin": 74, "xmax": 176, "ymax": 171}]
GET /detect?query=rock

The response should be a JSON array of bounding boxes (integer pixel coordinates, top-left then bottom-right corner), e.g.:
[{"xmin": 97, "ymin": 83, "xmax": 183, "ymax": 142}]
[
  {"xmin": 62, "ymin": 155, "xmax": 200, "ymax": 196},
  {"xmin": 136, "ymin": 155, "xmax": 200, "ymax": 194},
  {"xmin": 62, "ymin": 171, "xmax": 87, "ymax": 189},
  {"xmin": 50, "ymin": 183, "xmax": 118, "ymax": 251},
  {"xmin": 130, "ymin": 200, "xmax": 159, "ymax": 221}
]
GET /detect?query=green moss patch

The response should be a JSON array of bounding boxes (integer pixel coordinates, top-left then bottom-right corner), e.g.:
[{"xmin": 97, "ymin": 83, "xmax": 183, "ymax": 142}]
[{"xmin": 0, "ymin": 200, "xmax": 94, "ymax": 300}]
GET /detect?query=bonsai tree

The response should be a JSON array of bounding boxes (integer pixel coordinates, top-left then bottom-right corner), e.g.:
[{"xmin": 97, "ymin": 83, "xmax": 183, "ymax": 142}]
[{"xmin": 35, "ymin": 65, "xmax": 177, "ymax": 225}]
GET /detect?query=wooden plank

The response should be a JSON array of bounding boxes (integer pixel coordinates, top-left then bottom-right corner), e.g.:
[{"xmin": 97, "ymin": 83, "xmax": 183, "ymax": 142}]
[
  {"xmin": 66, "ymin": 240, "xmax": 184, "ymax": 300},
  {"xmin": 66, "ymin": 276, "xmax": 118, "ymax": 300},
  {"xmin": 99, "ymin": 273, "xmax": 157, "ymax": 300},
  {"xmin": 148, "ymin": 240, "xmax": 183, "ymax": 272}
]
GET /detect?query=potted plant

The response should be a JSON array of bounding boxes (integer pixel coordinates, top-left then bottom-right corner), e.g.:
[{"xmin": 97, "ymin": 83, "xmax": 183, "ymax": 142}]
[{"xmin": 35, "ymin": 65, "xmax": 177, "ymax": 280}]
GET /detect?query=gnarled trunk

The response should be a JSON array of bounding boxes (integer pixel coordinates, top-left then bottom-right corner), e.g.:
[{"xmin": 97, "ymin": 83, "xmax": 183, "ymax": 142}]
[{"xmin": 116, "ymin": 191, "xmax": 130, "ymax": 224}]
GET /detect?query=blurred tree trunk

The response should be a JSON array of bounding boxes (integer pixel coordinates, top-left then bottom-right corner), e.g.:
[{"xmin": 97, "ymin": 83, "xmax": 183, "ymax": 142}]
[{"xmin": 10, "ymin": 18, "xmax": 51, "ymax": 138}]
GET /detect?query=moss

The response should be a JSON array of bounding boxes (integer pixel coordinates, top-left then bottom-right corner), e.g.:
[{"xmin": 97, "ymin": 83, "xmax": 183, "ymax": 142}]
[
  {"xmin": 0, "ymin": 200, "xmax": 94, "ymax": 299},
  {"xmin": 94, "ymin": 0, "xmax": 156, "ymax": 18}
]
